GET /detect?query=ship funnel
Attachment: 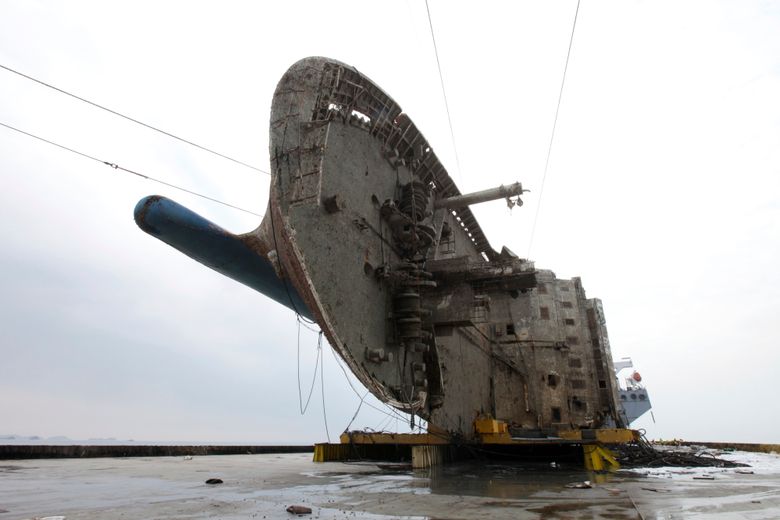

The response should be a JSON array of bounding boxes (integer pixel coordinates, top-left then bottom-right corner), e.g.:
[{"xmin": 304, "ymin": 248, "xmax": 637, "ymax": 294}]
[{"xmin": 134, "ymin": 195, "xmax": 313, "ymax": 320}]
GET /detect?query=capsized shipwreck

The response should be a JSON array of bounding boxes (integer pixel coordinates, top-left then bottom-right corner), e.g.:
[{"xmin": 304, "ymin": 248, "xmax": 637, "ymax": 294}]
[{"xmin": 135, "ymin": 56, "xmax": 645, "ymax": 442}]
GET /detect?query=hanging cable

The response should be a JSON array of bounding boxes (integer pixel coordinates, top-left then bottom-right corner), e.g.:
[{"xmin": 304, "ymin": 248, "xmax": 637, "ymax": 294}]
[
  {"xmin": 296, "ymin": 320, "xmax": 322, "ymax": 414},
  {"xmin": 425, "ymin": 0, "xmax": 462, "ymax": 181},
  {"xmin": 345, "ymin": 389, "xmax": 370, "ymax": 432},
  {"xmin": 327, "ymin": 343, "xmax": 414, "ymax": 426},
  {"xmin": 320, "ymin": 338, "xmax": 331, "ymax": 443},
  {"xmin": 296, "ymin": 314, "xmax": 321, "ymax": 333},
  {"xmin": 373, "ymin": 412, "xmax": 394, "ymax": 433},
  {"xmin": 527, "ymin": 0, "xmax": 582, "ymax": 257},
  {"xmin": 0, "ymin": 63, "xmax": 271, "ymax": 176},
  {"xmin": 0, "ymin": 120, "xmax": 262, "ymax": 217}
]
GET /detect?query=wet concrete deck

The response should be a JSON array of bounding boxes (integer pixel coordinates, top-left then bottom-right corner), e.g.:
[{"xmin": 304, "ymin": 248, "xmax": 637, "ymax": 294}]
[{"xmin": 1, "ymin": 451, "xmax": 778, "ymax": 519}]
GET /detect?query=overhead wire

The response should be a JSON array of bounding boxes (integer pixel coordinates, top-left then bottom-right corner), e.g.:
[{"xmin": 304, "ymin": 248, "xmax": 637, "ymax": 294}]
[
  {"xmin": 527, "ymin": 0, "xmax": 582, "ymax": 257},
  {"xmin": 424, "ymin": 0, "xmax": 462, "ymax": 181},
  {"xmin": 0, "ymin": 120, "xmax": 262, "ymax": 217},
  {"xmin": 0, "ymin": 63, "xmax": 271, "ymax": 176}
]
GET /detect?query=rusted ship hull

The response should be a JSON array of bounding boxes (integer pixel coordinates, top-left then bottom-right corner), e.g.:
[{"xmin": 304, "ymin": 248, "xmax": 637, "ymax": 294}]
[{"xmin": 135, "ymin": 57, "xmax": 627, "ymax": 440}]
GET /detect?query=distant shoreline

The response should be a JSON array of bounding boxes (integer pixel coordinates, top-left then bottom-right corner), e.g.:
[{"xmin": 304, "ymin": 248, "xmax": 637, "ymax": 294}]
[{"xmin": 0, "ymin": 445, "xmax": 313, "ymax": 460}]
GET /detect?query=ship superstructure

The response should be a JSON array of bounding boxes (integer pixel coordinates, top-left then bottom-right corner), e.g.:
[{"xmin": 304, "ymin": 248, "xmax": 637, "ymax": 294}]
[{"xmin": 614, "ymin": 358, "xmax": 652, "ymax": 424}]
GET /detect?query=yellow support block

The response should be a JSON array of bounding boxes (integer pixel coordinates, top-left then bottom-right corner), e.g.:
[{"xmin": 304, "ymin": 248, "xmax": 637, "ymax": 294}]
[
  {"xmin": 595, "ymin": 428, "xmax": 639, "ymax": 444},
  {"xmin": 558, "ymin": 430, "xmax": 582, "ymax": 441},
  {"xmin": 313, "ymin": 443, "xmax": 351, "ymax": 462},
  {"xmin": 474, "ymin": 418, "xmax": 508, "ymax": 434},
  {"xmin": 558, "ymin": 429, "xmax": 639, "ymax": 444},
  {"xmin": 479, "ymin": 432, "xmax": 513, "ymax": 444},
  {"xmin": 411, "ymin": 445, "xmax": 446, "ymax": 469},
  {"xmin": 474, "ymin": 417, "xmax": 512, "ymax": 443},
  {"xmin": 583, "ymin": 444, "xmax": 620, "ymax": 472}
]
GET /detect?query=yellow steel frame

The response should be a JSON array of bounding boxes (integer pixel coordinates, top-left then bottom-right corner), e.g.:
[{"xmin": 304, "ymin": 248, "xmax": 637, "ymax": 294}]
[
  {"xmin": 339, "ymin": 432, "xmax": 449, "ymax": 445},
  {"xmin": 558, "ymin": 428, "xmax": 638, "ymax": 444},
  {"xmin": 313, "ymin": 419, "xmax": 637, "ymax": 470}
]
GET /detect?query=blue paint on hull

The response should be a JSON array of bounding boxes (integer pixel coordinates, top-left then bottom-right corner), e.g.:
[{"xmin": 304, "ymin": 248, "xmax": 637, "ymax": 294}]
[{"xmin": 134, "ymin": 195, "xmax": 313, "ymax": 320}]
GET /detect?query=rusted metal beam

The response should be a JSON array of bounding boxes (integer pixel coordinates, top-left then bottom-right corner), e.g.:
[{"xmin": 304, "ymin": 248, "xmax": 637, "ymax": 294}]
[{"xmin": 434, "ymin": 182, "xmax": 525, "ymax": 209}]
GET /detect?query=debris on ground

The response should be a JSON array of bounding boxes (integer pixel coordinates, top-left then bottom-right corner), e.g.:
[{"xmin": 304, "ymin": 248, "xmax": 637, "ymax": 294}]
[
  {"xmin": 376, "ymin": 463, "xmax": 412, "ymax": 471},
  {"xmin": 641, "ymin": 487, "xmax": 670, "ymax": 493},
  {"xmin": 565, "ymin": 480, "xmax": 592, "ymax": 489},
  {"xmin": 205, "ymin": 478, "xmax": 223, "ymax": 485},
  {"xmin": 286, "ymin": 505, "xmax": 312, "ymax": 515},
  {"xmin": 693, "ymin": 475, "xmax": 716, "ymax": 480},
  {"xmin": 613, "ymin": 435, "xmax": 750, "ymax": 468}
]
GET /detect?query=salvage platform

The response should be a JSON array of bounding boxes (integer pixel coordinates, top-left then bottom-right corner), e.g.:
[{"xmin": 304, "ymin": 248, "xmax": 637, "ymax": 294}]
[{"xmin": 314, "ymin": 424, "xmax": 637, "ymax": 472}]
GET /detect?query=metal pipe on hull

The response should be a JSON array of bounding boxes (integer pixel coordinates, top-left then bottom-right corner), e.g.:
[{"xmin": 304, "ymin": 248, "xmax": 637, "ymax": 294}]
[{"xmin": 434, "ymin": 182, "xmax": 525, "ymax": 209}]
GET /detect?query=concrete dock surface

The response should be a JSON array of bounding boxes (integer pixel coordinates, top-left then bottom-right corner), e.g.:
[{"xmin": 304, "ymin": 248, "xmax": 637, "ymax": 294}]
[{"xmin": 1, "ymin": 450, "xmax": 779, "ymax": 519}]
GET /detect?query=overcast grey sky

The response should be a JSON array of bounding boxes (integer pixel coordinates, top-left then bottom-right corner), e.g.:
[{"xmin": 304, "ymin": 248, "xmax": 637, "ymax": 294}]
[{"xmin": 1, "ymin": 0, "xmax": 778, "ymax": 444}]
